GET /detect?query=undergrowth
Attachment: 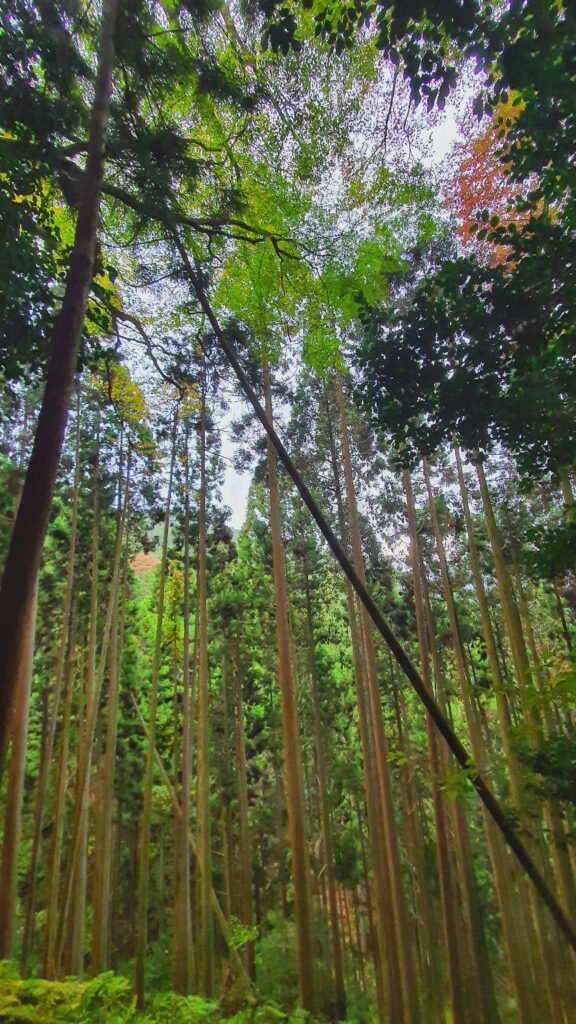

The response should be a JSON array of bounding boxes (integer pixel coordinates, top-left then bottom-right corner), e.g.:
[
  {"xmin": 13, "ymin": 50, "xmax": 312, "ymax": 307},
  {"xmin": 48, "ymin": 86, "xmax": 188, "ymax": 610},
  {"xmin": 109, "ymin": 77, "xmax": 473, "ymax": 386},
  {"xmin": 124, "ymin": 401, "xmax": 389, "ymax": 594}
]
[{"xmin": 0, "ymin": 964, "xmax": 317, "ymax": 1024}]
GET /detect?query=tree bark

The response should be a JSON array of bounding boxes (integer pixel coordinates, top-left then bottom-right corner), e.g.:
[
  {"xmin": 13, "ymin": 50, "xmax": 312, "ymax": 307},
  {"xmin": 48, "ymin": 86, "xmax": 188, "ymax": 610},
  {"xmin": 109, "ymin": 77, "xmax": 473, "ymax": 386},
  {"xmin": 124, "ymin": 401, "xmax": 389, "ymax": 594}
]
[
  {"xmin": 174, "ymin": 418, "xmax": 195, "ymax": 994},
  {"xmin": 0, "ymin": 0, "xmax": 119, "ymax": 756},
  {"xmin": 91, "ymin": 452, "xmax": 131, "ymax": 973},
  {"xmin": 303, "ymin": 564, "xmax": 346, "ymax": 1020},
  {"xmin": 335, "ymin": 375, "xmax": 416, "ymax": 1024},
  {"xmin": 232, "ymin": 637, "xmax": 255, "ymax": 980},
  {"xmin": 135, "ymin": 409, "xmax": 177, "ymax": 1009},
  {"xmin": 263, "ymin": 360, "xmax": 316, "ymax": 1014},
  {"xmin": 0, "ymin": 583, "xmax": 38, "ymax": 957},
  {"xmin": 196, "ymin": 377, "xmax": 213, "ymax": 997}
]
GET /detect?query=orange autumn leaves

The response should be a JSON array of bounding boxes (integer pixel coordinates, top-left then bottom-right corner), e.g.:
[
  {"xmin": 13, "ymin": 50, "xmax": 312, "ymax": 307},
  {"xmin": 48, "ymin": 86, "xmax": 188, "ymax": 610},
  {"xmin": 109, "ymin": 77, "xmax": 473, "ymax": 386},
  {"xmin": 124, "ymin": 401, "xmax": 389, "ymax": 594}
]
[{"xmin": 447, "ymin": 98, "xmax": 527, "ymax": 266}]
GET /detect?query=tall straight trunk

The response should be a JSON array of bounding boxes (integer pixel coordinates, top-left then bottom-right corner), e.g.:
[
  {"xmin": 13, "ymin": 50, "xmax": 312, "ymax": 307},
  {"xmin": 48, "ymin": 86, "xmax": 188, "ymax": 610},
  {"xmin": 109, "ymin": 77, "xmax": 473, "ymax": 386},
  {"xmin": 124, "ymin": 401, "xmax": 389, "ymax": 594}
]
[
  {"xmin": 335, "ymin": 375, "xmax": 416, "ymax": 1024},
  {"xmin": 91, "ymin": 452, "xmax": 131, "ymax": 973},
  {"xmin": 20, "ymin": 396, "xmax": 81, "ymax": 972},
  {"xmin": 263, "ymin": 360, "xmax": 316, "ymax": 1013},
  {"xmin": 232, "ymin": 637, "xmax": 255, "ymax": 980},
  {"xmin": 44, "ymin": 607, "xmax": 77, "ymax": 978},
  {"xmin": 65, "ymin": 700, "xmax": 89, "ymax": 976},
  {"xmin": 0, "ymin": 583, "xmax": 38, "ymax": 957},
  {"xmin": 323, "ymin": 395, "xmax": 388, "ymax": 1019},
  {"xmin": 0, "ymin": 0, "xmax": 119, "ymax": 755},
  {"xmin": 453, "ymin": 448, "xmax": 518, "ymax": 784},
  {"xmin": 135, "ymin": 409, "xmax": 178, "ymax": 1009},
  {"xmin": 63, "ymin": 447, "xmax": 100, "ymax": 977},
  {"xmin": 196, "ymin": 379, "xmax": 213, "ymax": 997},
  {"xmin": 474, "ymin": 459, "xmax": 540, "ymax": 739},
  {"xmin": 303, "ymin": 567, "xmax": 346, "ymax": 1020},
  {"xmin": 174, "ymin": 419, "xmax": 194, "ymax": 994},
  {"xmin": 389, "ymin": 667, "xmax": 441, "ymax": 1021},
  {"xmin": 422, "ymin": 460, "xmax": 500, "ymax": 1024},
  {"xmin": 404, "ymin": 469, "xmax": 467, "ymax": 1024}
]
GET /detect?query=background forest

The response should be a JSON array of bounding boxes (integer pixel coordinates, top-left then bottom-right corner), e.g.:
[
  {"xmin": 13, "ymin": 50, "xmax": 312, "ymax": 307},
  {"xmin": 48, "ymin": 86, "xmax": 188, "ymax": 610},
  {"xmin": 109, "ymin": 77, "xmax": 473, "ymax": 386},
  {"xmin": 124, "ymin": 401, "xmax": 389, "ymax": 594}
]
[{"xmin": 1, "ymin": 1, "xmax": 576, "ymax": 1023}]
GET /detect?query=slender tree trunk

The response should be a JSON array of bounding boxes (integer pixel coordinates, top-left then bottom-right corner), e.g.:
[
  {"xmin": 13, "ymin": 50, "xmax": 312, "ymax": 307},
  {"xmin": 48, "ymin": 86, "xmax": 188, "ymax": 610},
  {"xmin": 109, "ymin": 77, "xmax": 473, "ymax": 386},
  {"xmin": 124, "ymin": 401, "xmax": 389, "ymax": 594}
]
[
  {"xmin": 473, "ymin": 459, "xmax": 539, "ymax": 737},
  {"xmin": 303, "ymin": 566, "xmax": 346, "ymax": 1020},
  {"xmin": 175, "ymin": 418, "xmax": 194, "ymax": 994},
  {"xmin": 263, "ymin": 360, "xmax": 316, "ymax": 1013},
  {"xmin": 404, "ymin": 468, "xmax": 467, "ymax": 1024},
  {"xmin": 324, "ymin": 394, "xmax": 388, "ymax": 1019},
  {"xmin": 44, "ymin": 607, "xmax": 77, "ymax": 978},
  {"xmin": 135, "ymin": 409, "xmax": 178, "ymax": 1009},
  {"xmin": 91, "ymin": 452, "xmax": 131, "ymax": 973},
  {"xmin": 335, "ymin": 375, "xmax": 416, "ymax": 1024},
  {"xmin": 0, "ymin": 0, "xmax": 119, "ymax": 755},
  {"xmin": 232, "ymin": 637, "xmax": 255, "ymax": 980},
  {"xmin": 196, "ymin": 378, "xmax": 213, "ymax": 997},
  {"xmin": 422, "ymin": 460, "xmax": 500, "ymax": 1024},
  {"xmin": 63, "ymin": 446, "xmax": 101, "ymax": 977}
]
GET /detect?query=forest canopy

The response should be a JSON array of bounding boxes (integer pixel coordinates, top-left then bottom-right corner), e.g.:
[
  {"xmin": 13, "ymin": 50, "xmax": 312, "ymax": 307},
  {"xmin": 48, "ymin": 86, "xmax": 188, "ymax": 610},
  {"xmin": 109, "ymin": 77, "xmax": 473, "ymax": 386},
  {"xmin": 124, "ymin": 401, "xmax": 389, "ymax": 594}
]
[{"xmin": 1, "ymin": 1, "xmax": 576, "ymax": 1023}]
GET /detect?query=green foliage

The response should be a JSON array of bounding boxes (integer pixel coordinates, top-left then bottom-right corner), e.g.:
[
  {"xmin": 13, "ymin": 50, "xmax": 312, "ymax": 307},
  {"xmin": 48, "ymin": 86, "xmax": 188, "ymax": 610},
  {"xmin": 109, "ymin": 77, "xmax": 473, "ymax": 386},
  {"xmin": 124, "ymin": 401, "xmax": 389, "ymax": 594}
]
[
  {"xmin": 519, "ymin": 730, "xmax": 576, "ymax": 806},
  {"xmin": 0, "ymin": 970, "xmax": 217, "ymax": 1024},
  {"xmin": 254, "ymin": 914, "xmax": 298, "ymax": 1008}
]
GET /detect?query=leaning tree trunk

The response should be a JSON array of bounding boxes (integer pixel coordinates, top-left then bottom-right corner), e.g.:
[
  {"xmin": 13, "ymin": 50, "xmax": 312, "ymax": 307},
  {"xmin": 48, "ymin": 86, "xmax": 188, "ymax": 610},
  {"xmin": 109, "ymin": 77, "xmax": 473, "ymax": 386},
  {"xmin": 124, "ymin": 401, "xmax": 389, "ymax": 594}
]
[{"xmin": 0, "ymin": 0, "xmax": 119, "ymax": 757}]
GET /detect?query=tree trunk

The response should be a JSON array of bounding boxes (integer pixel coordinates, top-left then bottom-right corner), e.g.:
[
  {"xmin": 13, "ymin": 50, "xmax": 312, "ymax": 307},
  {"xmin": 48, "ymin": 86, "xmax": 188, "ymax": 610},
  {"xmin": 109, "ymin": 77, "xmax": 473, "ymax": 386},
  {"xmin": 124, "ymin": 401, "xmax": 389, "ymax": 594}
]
[
  {"xmin": 323, "ymin": 393, "xmax": 388, "ymax": 1019},
  {"xmin": 0, "ymin": 0, "xmax": 119, "ymax": 755},
  {"xmin": 263, "ymin": 360, "xmax": 316, "ymax": 1014},
  {"xmin": 232, "ymin": 637, "xmax": 255, "ymax": 980},
  {"xmin": 335, "ymin": 375, "xmax": 416, "ymax": 1024},
  {"xmin": 0, "ymin": 583, "xmax": 38, "ymax": 957},
  {"xmin": 174, "ymin": 418, "xmax": 194, "ymax": 994},
  {"xmin": 422, "ymin": 460, "xmax": 500, "ymax": 1024},
  {"xmin": 135, "ymin": 409, "xmax": 178, "ymax": 1009},
  {"xmin": 404, "ymin": 468, "xmax": 467, "ymax": 1024},
  {"xmin": 91, "ymin": 452, "xmax": 131, "ymax": 973},
  {"xmin": 44, "ymin": 607, "xmax": 77, "ymax": 978},
  {"xmin": 303, "ymin": 565, "xmax": 346, "ymax": 1020},
  {"xmin": 196, "ymin": 378, "xmax": 213, "ymax": 998}
]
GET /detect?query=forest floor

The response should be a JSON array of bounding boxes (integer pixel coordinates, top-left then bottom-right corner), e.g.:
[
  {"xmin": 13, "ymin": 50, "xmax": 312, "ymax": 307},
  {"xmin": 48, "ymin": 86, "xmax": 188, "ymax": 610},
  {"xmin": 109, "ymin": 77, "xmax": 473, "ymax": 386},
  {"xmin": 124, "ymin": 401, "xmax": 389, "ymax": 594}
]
[{"xmin": 0, "ymin": 968, "xmax": 308, "ymax": 1024}]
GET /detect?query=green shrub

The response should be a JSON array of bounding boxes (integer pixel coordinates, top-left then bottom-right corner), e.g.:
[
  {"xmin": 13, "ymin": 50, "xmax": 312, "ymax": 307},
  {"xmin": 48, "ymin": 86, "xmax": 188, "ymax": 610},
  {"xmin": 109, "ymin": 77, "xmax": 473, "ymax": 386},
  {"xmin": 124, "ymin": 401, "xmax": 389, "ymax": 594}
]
[{"xmin": 254, "ymin": 915, "xmax": 298, "ymax": 1010}]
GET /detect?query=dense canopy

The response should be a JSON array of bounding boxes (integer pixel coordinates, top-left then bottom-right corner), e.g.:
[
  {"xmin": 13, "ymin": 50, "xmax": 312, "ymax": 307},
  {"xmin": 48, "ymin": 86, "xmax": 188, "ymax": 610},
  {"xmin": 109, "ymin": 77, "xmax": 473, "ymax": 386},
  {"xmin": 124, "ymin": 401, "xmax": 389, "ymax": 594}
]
[{"xmin": 1, "ymin": 2, "xmax": 575, "ymax": 1024}]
